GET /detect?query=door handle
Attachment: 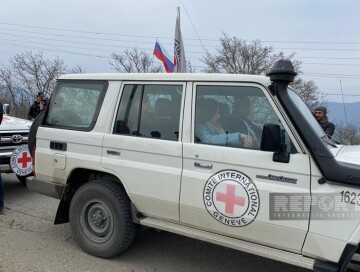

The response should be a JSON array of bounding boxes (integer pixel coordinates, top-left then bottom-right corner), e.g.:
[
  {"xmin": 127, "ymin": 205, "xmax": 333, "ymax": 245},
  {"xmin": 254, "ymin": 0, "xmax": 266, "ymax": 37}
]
[
  {"xmin": 194, "ymin": 162, "xmax": 213, "ymax": 169},
  {"xmin": 107, "ymin": 150, "xmax": 121, "ymax": 156},
  {"xmin": 50, "ymin": 141, "xmax": 67, "ymax": 151}
]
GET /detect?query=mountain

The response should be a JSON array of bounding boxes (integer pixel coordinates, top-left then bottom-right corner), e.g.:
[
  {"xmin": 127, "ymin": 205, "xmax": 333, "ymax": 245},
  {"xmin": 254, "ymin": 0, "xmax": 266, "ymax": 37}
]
[{"xmin": 326, "ymin": 102, "xmax": 360, "ymax": 128}]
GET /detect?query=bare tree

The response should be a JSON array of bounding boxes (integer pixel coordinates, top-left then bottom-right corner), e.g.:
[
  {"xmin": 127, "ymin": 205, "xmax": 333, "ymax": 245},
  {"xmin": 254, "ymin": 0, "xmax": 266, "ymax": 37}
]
[
  {"xmin": 11, "ymin": 51, "xmax": 66, "ymax": 98},
  {"xmin": 202, "ymin": 33, "xmax": 323, "ymax": 107},
  {"xmin": 0, "ymin": 65, "xmax": 32, "ymax": 117},
  {"xmin": 0, "ymin": 51, "xmax": 78, "ymax": 118},
  {"xmin": 67, "ymin": 64, "xmax": 86, "ymax": 74},
  {"xmin": 186, "ymin": 60, "xmax": 196, "ymax": 73},
  {"xmin": 333, "ymin": 122, "xmax": 360, "ymax": 145},
  {"xmin": 291, "ymin": 77, "xmax": 325, "ymax": 109},
  {"xmin": 202, "ymin": 33, "xmax": 294, "ymax": 74},
  {"xmin": 110, "ymin": 48, "xmax": 163, "ymax": 73}
]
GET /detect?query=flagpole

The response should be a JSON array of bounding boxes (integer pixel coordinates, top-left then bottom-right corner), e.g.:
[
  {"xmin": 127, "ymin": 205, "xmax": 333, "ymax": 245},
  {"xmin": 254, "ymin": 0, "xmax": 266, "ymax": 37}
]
[{"xmin": 174, "ymin": 7, "xmax": 187, "ymax": 73}]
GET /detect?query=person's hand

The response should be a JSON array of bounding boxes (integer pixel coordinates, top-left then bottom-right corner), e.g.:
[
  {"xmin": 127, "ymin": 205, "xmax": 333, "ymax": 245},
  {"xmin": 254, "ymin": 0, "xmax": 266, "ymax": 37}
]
[
  {"xmin": 39, "ymin": 101, "xmax": 45, "ymax": 110},
  {"xmin": 240, "ymin": 134, "xmax": 253, "ymax": 148}
]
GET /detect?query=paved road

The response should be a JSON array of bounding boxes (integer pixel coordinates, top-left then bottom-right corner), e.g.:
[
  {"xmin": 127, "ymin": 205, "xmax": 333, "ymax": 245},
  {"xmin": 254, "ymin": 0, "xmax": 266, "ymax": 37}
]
[{"xmin": 0, "ymin": 173, "xmax": 309, "ymax": 272}]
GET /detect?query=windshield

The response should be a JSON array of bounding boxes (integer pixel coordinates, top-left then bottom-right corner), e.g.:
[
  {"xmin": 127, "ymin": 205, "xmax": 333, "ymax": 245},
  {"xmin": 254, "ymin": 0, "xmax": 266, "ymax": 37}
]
[{"xmin": 287, "ymin": 89, "xmax": 339, "ymax": 148}]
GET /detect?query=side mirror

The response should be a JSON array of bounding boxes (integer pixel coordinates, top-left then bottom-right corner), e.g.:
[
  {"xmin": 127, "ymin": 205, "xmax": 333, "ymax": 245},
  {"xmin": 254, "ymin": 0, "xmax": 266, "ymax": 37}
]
[
  {"xmin": 260, "ymin": 123, "xmax": 281, "ymax": 152},
  {"xmin": 3, "ymin": 104, "xmax": 10, "ymax": 115}
]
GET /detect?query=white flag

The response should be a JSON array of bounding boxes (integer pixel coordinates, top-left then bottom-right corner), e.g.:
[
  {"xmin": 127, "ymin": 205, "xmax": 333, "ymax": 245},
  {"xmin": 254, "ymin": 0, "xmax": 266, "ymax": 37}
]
[{"xmin": 174, "ymin": 7, "xmax": 187, "ymax": 73}]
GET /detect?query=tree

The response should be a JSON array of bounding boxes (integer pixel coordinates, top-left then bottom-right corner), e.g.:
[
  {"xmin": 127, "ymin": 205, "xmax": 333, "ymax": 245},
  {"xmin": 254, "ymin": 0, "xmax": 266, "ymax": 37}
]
[
  {"xmin": 202, "ymin": 34, "xmax": 285, "ymax": 74},
  {"xmin": 0, "ymin": 51, "xmax": 77, "ymax": 118},
  {"xmin": 202, "ymin": 33, "xmax": 323, "ymax": 108},
  {"xmin": 11, "ymin": 51, "xmax": 66, "ymax": 98},
  {"xmin": 333, "ymin": 122, "xmax": 360, "ymax": 145},
  {"xmin": 292, "ymin": 77, "xmax": 324, "ymax": 109},
  {"xmin": 0, "ymin": 66, "xmax": 31, "ymax": 117},
  {"xmin": 67, "ymin": 64, "xmax": 86, "ymax": 74},
  {"xmin": 110, "ymin": 48, "xmax": 163, "ymax": 73}
]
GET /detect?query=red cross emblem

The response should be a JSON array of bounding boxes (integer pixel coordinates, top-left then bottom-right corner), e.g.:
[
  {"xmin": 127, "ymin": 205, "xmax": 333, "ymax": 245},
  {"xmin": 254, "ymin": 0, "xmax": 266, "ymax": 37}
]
[
  {"xmin": 18, "ymin": 152, "xmax": 32, "ymax": 168},
  {"xmin": 216, "ymin": 184, "xmax": 245, "ymax": 214}
]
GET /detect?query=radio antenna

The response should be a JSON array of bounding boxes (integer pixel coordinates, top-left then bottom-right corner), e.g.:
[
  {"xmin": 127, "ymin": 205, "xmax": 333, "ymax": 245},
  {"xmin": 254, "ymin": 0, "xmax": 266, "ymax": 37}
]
[{"xmin": 339, "ymin": 80, "xmax": 348, "ymax": 126}]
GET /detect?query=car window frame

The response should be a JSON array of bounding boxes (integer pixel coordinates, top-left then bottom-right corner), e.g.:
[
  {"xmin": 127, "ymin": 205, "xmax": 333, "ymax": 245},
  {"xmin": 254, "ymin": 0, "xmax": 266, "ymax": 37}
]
[
  {"xmin": 112, "ymin": 81, "xmax": 186, "ymax": 142},
  {"xmin": 42, "ymin": 80, "xmax": 108, "ymax": 132}
]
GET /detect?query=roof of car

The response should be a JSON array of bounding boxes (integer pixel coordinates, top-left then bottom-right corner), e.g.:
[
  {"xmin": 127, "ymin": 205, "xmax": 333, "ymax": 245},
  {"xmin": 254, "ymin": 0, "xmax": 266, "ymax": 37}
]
[{"xmin": 58, "ymin": 73, "xmax": 271, "ymax": 86}]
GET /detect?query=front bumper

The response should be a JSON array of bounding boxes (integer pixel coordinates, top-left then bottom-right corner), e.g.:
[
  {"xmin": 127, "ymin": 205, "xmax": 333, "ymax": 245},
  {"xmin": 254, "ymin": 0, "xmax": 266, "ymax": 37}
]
[{"xmin": 26, "ymin": 176, "xmax": 64, "ymax": 199}]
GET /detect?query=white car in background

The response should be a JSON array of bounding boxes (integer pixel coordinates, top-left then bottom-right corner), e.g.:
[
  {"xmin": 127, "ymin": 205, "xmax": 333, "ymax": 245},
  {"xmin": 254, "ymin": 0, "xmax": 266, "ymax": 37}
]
[{"xmin": 0, "ymin": 104, "xmax": 33, "ymax": 184}]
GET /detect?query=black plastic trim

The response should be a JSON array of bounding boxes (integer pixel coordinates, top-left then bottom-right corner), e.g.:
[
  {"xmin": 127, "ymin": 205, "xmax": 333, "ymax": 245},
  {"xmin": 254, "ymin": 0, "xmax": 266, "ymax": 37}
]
[
  {"xmin": 275, "ymin": 82, "xmax": 360, "ymax": 187},
  {"xmin": 313, "ymin": 243, "xmax": 358, "ymax": 272},
  {"xmin": 50, "ymin": 141, "xmax": 67, "ymax": 151},
  {"xmin": 26, "ymin": 176, "xmax": 64, "ymax": 199}
]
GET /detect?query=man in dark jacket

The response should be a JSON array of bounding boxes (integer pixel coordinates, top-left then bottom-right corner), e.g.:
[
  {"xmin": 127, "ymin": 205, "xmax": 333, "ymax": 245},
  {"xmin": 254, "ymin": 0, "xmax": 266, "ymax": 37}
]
[
  {"xmin": 223, "ymin": 96, "xmax": 262, "ymax": 149},
  {"xmin": 314, "ymin": 106, "xmax": 335, "ymax": 137},
  {"xmin": 0, "ymin": 101, "xmax": 4, "ymax": 214},
  {"xmin": 28, "ymin": 92, "xmax": 46, "ymax": 120}
]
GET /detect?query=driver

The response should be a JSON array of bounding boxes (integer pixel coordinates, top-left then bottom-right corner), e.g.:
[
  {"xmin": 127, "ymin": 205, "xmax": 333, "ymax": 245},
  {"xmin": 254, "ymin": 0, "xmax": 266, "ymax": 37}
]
[{"xmin": 223, "ymin": 96, "xmax": 261, "ymax": 149}]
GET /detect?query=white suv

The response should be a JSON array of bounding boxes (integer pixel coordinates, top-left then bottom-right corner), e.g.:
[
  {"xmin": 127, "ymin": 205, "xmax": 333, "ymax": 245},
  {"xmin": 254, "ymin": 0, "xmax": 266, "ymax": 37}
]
[
  {"xmin": 0, "ymin": 105, "xmax": 32, "ymax": 184},
  {"xmin": 27, "ymin": 60, "xmax": 360, "ymax": 271}
]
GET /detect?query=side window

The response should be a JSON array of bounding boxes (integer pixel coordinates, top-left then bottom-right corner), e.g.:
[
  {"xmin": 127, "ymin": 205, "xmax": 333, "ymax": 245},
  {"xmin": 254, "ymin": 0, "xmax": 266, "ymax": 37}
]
[
  {"xmin": 114, "ymin": 84, "xmax": 183, "ymax": 141},
  {"xmin": 195, "ymin": 85, "xmax": 296, "ymax": 153},
  {"xmin": 45, "ymin": 81, "xmax": 107, "ymax": 131}
]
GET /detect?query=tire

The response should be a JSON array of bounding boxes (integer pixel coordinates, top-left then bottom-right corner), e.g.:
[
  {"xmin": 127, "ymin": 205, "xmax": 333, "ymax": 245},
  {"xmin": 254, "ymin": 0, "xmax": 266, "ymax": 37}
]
[
  {"xmin": 28, "ymin": 111, "xmax": 45, "ymax": 157},
  {"xmin": 69, "ymin": 180, "xmax": 136, "ymax": 258},
  {"xmin": 347, "ymin": 253, "xmax": 360, "ymax": 272}
]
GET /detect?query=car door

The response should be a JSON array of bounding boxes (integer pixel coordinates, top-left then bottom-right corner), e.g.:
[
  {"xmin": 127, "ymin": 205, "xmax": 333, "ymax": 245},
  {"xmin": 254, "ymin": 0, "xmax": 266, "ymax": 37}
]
[
  {"xmin": 101, "ymin": 82, "xmax": 185, "ymax": 222},
  {"xmin": 180, "ymin": 82, "xmax": 311, "ymax": 253}
]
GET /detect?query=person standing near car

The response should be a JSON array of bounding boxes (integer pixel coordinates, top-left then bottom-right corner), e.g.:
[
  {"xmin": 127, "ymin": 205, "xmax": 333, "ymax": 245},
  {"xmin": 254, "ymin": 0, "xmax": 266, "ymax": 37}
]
[
  {"xmin": 28, "ymin": 92, "xmax": 47, "ymax": 121},
  {"xmin": 0, "ymin": 100, "xmax": 4, "ymax": 214},
  {"xmin": 314, "ymin": 106, "xmax": 335, "ymax": 137}
]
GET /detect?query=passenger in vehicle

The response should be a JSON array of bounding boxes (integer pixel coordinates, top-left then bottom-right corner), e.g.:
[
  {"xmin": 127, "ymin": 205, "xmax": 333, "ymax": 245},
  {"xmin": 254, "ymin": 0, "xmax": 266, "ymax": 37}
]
[
  {"xmin": 154, "ymin": 98, "xmax": 176, "ymax": 140},
  {"xmin": 223, "ymin": 96, "xmax": 261, "ymax": 149},
  {"xmin": 138, "ymin": 95, "xmax": 156, "ymax": 137},
  {"xmin": 196, "ymin": 98, "xmax": 253, "ymax": 147}
]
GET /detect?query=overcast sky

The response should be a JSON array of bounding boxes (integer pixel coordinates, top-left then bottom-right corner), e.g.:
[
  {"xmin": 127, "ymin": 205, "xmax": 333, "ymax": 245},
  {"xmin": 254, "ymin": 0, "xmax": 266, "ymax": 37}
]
[{"xmin": 0, "ymin": 0, "xmax": 360, "ymax": 102}]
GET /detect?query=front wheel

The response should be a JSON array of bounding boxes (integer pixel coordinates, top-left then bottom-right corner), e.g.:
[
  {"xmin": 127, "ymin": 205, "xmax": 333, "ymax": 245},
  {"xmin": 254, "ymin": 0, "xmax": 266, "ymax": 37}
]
[{"xmin": 69, "ymin": 180, "xmax": 136, "ymax": 258}]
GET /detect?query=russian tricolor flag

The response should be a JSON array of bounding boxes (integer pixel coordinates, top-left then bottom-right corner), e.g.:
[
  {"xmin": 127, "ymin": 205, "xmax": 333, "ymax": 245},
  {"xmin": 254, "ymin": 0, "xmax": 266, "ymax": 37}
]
[{"xmin": 153, "ymin": 40, "xmax": 174, "ymax": 73}]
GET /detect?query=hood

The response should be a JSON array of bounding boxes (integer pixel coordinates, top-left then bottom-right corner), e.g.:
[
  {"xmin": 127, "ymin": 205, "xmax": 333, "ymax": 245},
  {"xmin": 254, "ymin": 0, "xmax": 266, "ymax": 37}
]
[
  {"xmin": 329, "ymin": 144, "xmax": 343, "ymax": 157},
  {"xmin": 0, "ymin": 115, "xmax": 32, "ymax": 130},
  {"xmin": 335, "ymin": 145, "xmax": 360, "ymax": 165}
]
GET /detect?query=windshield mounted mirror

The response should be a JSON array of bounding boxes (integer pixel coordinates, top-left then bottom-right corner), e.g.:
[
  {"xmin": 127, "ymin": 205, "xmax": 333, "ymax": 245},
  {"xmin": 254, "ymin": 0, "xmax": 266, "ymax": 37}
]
[{"xmin": 3, "ymin": 104, "xmax": 10, "ymax": 115}]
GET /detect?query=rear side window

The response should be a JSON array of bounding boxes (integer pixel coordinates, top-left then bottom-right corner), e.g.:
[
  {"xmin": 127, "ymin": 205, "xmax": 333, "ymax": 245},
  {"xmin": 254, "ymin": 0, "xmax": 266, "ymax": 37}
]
[
  {"xmin": 44, "ymin": 81, "xmax": 107, "ymax": 131},
  {"xmin": 113, "ymin": 84, "xmax": 183, "ymax": 141}
]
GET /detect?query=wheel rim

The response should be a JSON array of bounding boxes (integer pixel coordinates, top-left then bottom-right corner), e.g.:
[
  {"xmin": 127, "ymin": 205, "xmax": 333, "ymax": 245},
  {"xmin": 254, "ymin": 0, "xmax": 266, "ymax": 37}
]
[{"xmin": 81, "ymin": 198, "xmax": 114, "ymax": 243}]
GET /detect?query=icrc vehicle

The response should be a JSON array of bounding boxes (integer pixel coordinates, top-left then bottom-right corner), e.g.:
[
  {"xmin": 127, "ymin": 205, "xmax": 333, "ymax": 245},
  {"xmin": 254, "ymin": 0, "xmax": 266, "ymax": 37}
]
[
  {"xmin": 0, "ymin": 104, "xmax": 32, "ymax": 184},
  {"xmin": 27, "ymin": 60, "xmax": 360, "ymax": 271}
]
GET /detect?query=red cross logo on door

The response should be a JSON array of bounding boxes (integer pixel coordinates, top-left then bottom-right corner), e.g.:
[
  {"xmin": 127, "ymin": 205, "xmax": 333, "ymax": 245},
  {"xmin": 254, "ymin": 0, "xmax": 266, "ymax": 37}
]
[
  {"xmin": 216, "ymin": 184, "xmax": 245, "ymax": 215},
  {"xmin": 17, "ymin": 151, "xmax": 32, "ymax": 168}
]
